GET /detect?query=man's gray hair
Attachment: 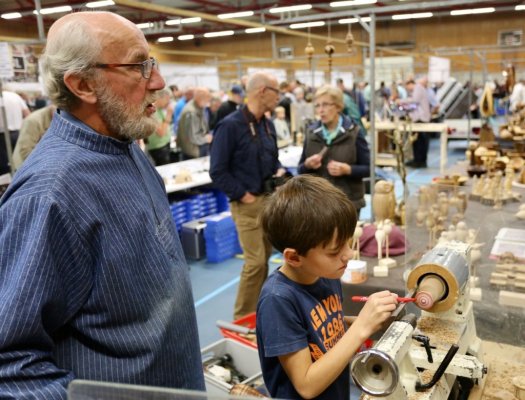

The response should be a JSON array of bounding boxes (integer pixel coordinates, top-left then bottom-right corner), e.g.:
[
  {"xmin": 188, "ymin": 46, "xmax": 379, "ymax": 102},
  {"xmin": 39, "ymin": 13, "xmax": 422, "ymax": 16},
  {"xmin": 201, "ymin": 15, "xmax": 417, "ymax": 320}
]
[{"xmin": 40, "ymin": 18, "xmax": 101, "ymax": 111}]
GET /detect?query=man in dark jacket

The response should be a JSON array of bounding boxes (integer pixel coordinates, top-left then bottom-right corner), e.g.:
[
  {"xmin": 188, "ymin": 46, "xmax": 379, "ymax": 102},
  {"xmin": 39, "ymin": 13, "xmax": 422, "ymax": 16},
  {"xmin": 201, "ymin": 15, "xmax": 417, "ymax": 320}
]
[{"xmin": 210, "ymin": 71, "xmax": 286, "ymax": 319}]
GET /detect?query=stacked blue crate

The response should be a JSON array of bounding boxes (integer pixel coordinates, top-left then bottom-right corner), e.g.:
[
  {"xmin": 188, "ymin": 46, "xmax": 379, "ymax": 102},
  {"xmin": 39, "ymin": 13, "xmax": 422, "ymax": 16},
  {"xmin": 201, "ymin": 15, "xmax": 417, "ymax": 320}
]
[
  {"xmin": 186, "ymin": 196, "xmax": 204, "ymax": 220},
  {"xmin": 195, "ymin": 191, "xmax": 218, "ymax": 216},
  {"xmin": 213, "ymin": 189, "xmax": 230, "ymax": 212},
  {"xmin": 170, "ymin": 190, "xmax": 239, "ymax": 261},
  {"xmin": 170, "ymin": 200, "xmax": 189, "ymax": 231},
  {"xmin": 203, "ymin": 212, "xmax": 242, "ymax": 263}
]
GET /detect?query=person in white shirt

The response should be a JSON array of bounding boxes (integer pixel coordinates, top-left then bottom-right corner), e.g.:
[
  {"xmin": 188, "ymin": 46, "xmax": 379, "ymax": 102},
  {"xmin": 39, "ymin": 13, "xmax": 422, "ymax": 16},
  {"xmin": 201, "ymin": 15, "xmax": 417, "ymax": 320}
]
[
  {"xmin": 510, "ymin": 80, "xmax": 525, "ymax": 112},
  {"xmin": 0, "ymin": 90, "xmax": 30, "ymax": 174}
]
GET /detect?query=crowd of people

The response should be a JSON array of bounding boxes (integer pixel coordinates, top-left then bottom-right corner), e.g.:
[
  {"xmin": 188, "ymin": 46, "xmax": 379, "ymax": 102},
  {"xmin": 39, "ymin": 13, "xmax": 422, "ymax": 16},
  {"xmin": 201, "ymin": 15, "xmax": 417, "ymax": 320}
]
[
  {"xmin": 2, "ymin": 9, "xmax": 523, "ymax": 399},
  {"xmin": 6, "ymin": 62, "xmax": 524, "ymax": 176}
]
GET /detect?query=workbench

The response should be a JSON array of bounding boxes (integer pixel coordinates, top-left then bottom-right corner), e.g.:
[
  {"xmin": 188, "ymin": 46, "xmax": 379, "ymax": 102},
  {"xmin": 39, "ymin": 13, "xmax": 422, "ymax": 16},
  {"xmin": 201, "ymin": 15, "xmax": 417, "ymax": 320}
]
[
  {"xmin": 374, "ymin": 121, "xmax": 448, "ymax": 174},
  {"xmin": 469, "ymin": 340, "xmax": 525, "ymax": 400}
]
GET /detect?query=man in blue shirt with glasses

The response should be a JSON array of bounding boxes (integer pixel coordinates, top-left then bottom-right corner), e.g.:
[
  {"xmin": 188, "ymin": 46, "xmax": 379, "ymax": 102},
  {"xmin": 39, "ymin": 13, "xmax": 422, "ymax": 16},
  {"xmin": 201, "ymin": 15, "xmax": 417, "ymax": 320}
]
[{"xmin": 0, "ymin": 11, "xmax": 205, "ymax": 399}]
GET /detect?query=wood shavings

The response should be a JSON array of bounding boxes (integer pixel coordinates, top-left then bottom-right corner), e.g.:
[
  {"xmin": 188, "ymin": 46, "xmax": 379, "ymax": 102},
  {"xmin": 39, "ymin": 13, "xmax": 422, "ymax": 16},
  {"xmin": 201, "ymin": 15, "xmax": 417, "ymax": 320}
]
[{"xmin": 416, "ymin": 316, "xmax": 462, "ymax": 347}]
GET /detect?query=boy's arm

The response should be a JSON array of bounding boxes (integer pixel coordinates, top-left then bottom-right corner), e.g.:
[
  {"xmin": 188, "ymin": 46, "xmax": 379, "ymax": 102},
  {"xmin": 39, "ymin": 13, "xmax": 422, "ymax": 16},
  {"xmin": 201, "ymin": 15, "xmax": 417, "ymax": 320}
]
[
  {"xmin": 344, "ymin": 316, "xmax": 358, "ymax": 326},
  {"xmin": 279, "ymin": 291, "xmax": 397, "ymax": 399}
]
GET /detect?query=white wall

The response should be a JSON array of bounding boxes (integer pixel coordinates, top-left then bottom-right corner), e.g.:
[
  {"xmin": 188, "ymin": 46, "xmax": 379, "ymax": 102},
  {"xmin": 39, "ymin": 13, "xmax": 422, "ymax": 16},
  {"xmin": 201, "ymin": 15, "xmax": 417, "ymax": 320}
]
[
  {"xmin": 247, "ymin": 67, "xmax": 287, "ymax": 83},
  {"xmin": 365, "ymin": 56, "xmax": 414, "ymax": 86},
  {"xmin": 160, "ymin": 63, "xmax": 219, "ymax": 89},
  {"xmin": 295, "ymin": 69, "xmax": 325, "ymax": 88}
]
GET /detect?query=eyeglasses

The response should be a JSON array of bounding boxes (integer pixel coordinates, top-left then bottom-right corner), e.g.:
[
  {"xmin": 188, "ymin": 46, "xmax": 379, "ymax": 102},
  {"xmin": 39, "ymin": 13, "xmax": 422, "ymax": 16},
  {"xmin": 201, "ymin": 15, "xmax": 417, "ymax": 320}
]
[
  {"xmin": 314, "ymin": 102, "xmax": 336, "ymax": 109},
  {"xmin": 264, "ymin": 86, "xmax": 279, "ymax": 94},
  {"xmin": 94, "ymin": 57, "xmax": 158, "ymax": 79}
]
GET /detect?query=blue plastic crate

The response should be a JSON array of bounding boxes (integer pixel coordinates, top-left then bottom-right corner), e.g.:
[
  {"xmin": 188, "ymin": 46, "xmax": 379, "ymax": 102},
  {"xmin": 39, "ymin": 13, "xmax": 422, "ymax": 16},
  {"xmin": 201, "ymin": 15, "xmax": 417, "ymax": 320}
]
[
  {"xmin": 213, "ymin": 190, "xmax": 230, "ymax": 212},
  {"xmin": 202, "ymin": 212, "xmax": 242, "ymax": 263}
]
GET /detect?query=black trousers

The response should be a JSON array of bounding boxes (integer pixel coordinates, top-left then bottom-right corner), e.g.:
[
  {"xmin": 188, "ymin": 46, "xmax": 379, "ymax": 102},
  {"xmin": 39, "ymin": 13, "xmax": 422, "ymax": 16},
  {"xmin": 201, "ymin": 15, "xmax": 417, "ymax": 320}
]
[
  {"xmin": 412, "ymin": 122, "xmax": 429, "ymax": 163},
  {"xmin": 0, "ymin": 130, "xmax": 19, "ymax": 175},
  {"xmin": 148, "ymin": 143, "xmax": 171, "ymax": 166}
]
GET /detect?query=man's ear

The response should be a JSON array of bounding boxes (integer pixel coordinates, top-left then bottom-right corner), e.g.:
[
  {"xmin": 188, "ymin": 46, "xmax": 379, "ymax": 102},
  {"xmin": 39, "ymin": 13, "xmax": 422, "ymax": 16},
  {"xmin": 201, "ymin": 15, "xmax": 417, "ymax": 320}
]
[
  {"xmin": 283, "ymin": 248, "xmax": 302, "ymax": 268},
  {"xmin": 63, "ymin": 71, "xmax": 98, "ymax": 105}
]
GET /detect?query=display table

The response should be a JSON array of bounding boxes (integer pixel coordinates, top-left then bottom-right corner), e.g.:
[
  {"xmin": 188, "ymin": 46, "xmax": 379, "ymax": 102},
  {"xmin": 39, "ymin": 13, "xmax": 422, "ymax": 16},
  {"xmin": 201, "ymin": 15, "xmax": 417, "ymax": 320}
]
[
  {"xmin": 156, "ymin": 156, "xmax": 212, "ymax": 194},
  {"xmin": 155, "ymin": 146, "xmax": 304, "ymax": 194},
  {"xmin": 374, "ymin": 121, "xmax": 448, "ymax": 174},
  {"xmin": 343, "ymin": 170, "xmax": 525, "ymax": 347}
]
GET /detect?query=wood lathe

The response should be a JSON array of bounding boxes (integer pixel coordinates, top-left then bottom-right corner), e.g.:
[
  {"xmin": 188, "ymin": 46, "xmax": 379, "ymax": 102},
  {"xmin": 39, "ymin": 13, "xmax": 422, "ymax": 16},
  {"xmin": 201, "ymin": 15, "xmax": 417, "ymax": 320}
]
[{"xmin": 350, "ymin": 241, "xmax": 487, "ymax": 399}]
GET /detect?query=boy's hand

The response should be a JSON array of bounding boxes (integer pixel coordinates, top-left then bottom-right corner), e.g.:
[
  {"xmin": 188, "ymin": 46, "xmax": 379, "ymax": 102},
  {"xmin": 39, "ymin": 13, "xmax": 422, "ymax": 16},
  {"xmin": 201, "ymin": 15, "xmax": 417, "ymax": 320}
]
[{"xmin": 353, "ymin": 290, "xmax": 398, "ymax": 340}]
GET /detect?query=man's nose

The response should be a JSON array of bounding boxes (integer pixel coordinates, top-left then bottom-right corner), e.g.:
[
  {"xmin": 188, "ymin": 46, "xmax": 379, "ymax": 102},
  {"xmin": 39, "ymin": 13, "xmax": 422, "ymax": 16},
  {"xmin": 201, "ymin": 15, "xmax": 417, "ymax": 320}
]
[{"xmin": 147, "ymin": 66, "xmax": 165, "ymax": 90}]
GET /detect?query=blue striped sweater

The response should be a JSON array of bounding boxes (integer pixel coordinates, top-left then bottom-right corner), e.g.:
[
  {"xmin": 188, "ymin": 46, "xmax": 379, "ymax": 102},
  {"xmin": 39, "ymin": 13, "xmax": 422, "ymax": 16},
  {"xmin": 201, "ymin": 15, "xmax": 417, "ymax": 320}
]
[{"xmin": 0, "ymin": 110, "xmax": 205, "ymax": 399}]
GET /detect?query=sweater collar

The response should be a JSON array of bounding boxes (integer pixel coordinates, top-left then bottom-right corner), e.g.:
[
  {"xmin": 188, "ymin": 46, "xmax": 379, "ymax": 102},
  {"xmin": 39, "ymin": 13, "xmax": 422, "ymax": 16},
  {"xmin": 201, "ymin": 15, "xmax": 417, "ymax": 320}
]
[{"xmin": 313, "ymin": 114, "xmax": 354, "ymax": 134}]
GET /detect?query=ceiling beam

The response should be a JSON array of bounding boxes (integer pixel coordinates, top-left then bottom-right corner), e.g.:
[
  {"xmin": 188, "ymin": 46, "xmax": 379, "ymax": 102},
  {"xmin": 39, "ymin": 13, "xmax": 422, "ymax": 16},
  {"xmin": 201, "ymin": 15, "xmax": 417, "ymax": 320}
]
[
  {"xmin": 113, "ymin": 0, "xmax": 356, "ymax": 45},
  {"xmin": 115, "ymin": 0, "xmax": 476, "ymax": 66},
  {"xmin": 151, "ymin": 45, "xmax": 227, "ymax": 58}
]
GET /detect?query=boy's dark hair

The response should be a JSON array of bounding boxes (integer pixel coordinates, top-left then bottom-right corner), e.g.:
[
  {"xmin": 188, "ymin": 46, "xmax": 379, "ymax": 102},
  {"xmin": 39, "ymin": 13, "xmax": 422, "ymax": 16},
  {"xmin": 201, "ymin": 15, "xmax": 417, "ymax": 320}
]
[{"xmin": 261, "ymin": 175, "xmax": 357, "ymax": 256}]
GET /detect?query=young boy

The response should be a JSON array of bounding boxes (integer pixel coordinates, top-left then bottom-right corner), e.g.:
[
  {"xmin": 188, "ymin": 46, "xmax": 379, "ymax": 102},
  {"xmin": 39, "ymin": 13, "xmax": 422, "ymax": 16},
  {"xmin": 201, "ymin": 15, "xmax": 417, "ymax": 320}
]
[{"xmin": 257, "ymin": 175, "xmax": 399, "ymax": 399}]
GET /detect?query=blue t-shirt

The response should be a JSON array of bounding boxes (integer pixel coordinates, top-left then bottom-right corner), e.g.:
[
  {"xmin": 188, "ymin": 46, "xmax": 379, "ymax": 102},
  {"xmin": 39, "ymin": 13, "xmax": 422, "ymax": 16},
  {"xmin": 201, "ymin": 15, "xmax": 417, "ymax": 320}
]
[{"xmin": 256, "ymin": 269, "xmax": 349, "ymax": 400}]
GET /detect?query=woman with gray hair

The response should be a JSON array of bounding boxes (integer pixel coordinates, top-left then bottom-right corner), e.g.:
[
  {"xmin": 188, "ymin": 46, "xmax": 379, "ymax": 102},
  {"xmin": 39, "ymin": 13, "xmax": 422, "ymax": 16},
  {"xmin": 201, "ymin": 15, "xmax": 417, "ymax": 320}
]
[{"xmin": 298, "ymin": 85, "xmax": 370, "ymax": 216}]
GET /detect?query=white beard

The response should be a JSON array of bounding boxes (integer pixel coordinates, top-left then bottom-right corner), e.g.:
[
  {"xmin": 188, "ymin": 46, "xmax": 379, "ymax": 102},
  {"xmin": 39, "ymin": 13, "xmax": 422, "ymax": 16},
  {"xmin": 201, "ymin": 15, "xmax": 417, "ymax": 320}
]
[{"xmin": 95, "ymin": 83, "xmax": 158, "ymax": 141}]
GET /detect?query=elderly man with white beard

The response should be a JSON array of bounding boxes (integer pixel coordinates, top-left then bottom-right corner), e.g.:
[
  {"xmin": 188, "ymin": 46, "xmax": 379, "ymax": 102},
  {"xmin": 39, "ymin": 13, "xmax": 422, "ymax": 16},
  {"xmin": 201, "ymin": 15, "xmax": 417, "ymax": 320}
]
[{"xmin": 0, "ymin": 11, "xmax": 205, "ymax": 399}]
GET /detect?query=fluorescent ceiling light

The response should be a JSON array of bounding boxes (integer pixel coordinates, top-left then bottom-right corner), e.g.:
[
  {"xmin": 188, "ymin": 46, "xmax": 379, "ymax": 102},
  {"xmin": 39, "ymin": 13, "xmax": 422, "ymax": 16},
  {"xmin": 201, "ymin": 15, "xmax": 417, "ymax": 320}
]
[
  {"xmin": 204, "ymin": 30, "xmax": 235, "ymax": 38},
  {"xmin": 330, "ymin": 0, "xmax": 377, "ymax": 7},
  {"xmin": 178, "ymin": 34, "xmax": 194, "ymax": 41},
  {"xmin": 392, "ymin": 12, "xmax": 432, "ymax": 20},
  {"xmin": 181, "ymin": 17, "xmax": 201, "ymax": 23},
  {"xmin": 136, "ymin": 22, "xmax": 153, "ymax": 29},
  {"xmin": 1, "ymin": 12, "xmax": 22, "ymax": 19},
  {"xmin": 450, "ymin": 7, "xmax": 495, "ymax": 15},
  {"xmin": 339, "ymin": 16, "xmax": 371, "ymax": 23},
  {"xmin": 33, "ymin": 5, "xmax": 72, "ymax": 15},
  {"xmin": 157, "ymin": 37, "xmax": 173, "ymax": 43},
  {"xmin": 270, "ymin": 4, "xmax": 312, "ymax": 13},
  {"xmin": 218, "ymin": 11, "xmax": 254, "ymax": 19},
  {"xmin": 166, "ymin": 17, "xmax": 201, "ymax": 25},
  {"xmin": 290, "ymin": 21, "xmax": 325, "ymax": 29},
  {"xmin": 516, "ymin": 5, "xmax": 525, "ymax": 10},
  {"xmin": 245, "ymin": 27, "xmax": 266, "ymax": 33},
  {"xmin": 86, "ymin": 0, "xmax": 115, "ymax": 7}
]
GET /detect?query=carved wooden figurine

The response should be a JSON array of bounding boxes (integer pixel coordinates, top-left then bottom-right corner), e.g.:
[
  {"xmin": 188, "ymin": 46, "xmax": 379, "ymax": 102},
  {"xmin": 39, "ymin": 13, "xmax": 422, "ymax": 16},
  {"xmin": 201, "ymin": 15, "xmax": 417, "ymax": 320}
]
[
  {"xmin": 372, "ymin": 180, "xmax": 396, "ymax": 224},
  {"xmin": 352, "ymin": 222, "xmax": 364, "ymax": 260},
  {"xmin": 379, "ymin": 219, "xmax": 396, "ymax": 268}
]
